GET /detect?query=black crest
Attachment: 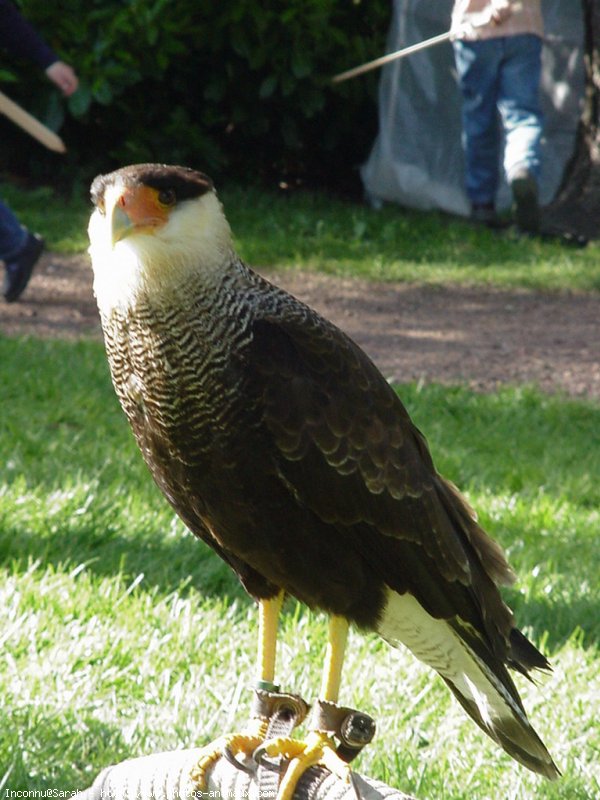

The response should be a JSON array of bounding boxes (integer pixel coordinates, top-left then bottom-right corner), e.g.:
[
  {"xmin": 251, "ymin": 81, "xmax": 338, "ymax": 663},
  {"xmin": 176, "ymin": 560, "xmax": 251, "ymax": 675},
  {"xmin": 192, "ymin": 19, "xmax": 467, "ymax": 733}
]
[{"xmin": 90, "ymin": 163, "xmax": 214, "ymax": 209}]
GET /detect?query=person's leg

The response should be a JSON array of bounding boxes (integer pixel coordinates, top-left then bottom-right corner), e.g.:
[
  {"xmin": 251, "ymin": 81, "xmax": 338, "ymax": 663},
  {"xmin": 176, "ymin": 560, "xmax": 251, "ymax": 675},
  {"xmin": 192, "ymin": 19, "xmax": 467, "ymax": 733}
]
[
  {"xmin": 0, "ymin": 198, "xmax": 44, "ymax": 302},
  {"xmin": 0, "ymin": 199, "xmax": 27, "ymax": 261},
  {"xmin": 453, "ymin": 38, "xmax": 503, "ymax": 210},
  {"xmin": 497, "ymin": 34, "xmax": 543, "ymax": 232},
  {"xmin": 498, "ymin": 34, "xmax": 543, "ymax": 184}
]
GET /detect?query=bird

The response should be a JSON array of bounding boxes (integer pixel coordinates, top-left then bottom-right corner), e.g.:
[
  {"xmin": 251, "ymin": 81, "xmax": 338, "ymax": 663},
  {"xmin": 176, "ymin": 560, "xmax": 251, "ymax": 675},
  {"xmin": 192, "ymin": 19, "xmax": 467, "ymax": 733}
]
[{"xmin": 87, "ymin": 163, "xmax": 559, "ymax": 795}]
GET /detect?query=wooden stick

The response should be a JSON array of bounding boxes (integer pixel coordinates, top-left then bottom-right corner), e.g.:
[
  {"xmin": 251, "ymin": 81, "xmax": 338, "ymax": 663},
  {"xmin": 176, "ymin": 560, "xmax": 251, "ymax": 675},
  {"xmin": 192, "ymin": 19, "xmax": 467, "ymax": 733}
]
[
  {"xmin": 0, "ymin": 90, "xmax": 66, "ymax": 153},
  {"xmin": 332, "ymin": 29, "xmax": 455, "ymax": 84},
  {"xmin": 331, "ymin": 3, "xmax": 524, "ymax": 84}
]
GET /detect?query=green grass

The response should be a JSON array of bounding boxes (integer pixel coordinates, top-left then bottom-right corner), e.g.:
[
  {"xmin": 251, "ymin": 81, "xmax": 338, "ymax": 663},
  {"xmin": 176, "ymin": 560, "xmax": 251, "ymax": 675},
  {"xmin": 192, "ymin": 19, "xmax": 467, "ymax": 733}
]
[
  {"xmin": 2, "ymin": 180, "xmax": 600, "ymax": 291},
  {"xmin": 0, "ymin": 337, "xmax": 598, "ymax": 799}
]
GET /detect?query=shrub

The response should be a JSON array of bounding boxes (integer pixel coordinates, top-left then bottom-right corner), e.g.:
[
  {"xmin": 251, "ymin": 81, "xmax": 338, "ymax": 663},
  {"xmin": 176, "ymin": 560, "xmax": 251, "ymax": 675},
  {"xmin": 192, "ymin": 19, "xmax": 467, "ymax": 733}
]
[{"xmin": 7, "ymin": 0, "xmax": 389, "ymax": 191}]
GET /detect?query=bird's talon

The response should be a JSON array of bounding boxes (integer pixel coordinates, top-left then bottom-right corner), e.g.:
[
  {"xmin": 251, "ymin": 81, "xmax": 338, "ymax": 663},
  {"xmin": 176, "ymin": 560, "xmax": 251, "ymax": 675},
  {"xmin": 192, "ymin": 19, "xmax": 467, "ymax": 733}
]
[
  {"xmin": 275, "ymin": 730, "xmax": 352, "ymax": 800},
  {"xmin": 253, "ymin": 736, "xmax": 306, "ymax": 764},
  {"xmin": 191, "ymin": 733, "xmax": 263, "ymax": 788},
  {"xmin": 223, "ymin": 744, "xmax": 257, "ymax": 775}
]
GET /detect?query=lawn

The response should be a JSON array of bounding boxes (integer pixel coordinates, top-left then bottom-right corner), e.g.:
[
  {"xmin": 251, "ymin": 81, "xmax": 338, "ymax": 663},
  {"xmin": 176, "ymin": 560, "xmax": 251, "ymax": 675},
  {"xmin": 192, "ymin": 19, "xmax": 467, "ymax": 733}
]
[
  {"xmin": 0, "ymin": 181, "xmax": 599, "ymax": 799},
  {"xmin": 2, "ymin": 180, "xmax": 600, "ymax": 292}
]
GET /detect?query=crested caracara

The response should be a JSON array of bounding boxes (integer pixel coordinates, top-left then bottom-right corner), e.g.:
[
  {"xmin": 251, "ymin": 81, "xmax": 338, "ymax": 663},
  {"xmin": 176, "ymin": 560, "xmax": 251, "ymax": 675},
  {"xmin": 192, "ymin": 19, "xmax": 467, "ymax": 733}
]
[{"xmin": 88, "ymin": 163, "xmax": 559, "ymax": 796}]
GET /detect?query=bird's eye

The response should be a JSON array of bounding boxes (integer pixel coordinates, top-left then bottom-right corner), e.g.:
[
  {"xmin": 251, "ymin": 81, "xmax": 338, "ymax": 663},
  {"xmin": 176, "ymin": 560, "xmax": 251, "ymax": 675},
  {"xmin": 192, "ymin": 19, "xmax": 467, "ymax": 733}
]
[{"xmin": 158, "ymin": 189, "xmax": 176, "ymax": 206}]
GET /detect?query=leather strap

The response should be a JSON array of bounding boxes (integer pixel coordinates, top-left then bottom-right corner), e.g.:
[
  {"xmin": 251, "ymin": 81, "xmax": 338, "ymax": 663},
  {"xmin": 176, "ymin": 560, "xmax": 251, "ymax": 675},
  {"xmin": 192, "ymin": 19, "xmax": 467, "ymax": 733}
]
[
  {"xmin": 254, "ymin": 690, "xmax": 310, "ymax": 799},
  {"xmin": 309, "ymin": 700, "xmax": 376, "ymax": 763}
]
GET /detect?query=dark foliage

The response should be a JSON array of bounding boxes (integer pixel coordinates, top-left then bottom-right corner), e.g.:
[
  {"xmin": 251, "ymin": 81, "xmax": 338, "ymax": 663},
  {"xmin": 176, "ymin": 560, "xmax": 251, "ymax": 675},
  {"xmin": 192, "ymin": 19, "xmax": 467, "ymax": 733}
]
[{"xmin": 5, "ymin": 0, "xmax": 389, "ymax": 193}]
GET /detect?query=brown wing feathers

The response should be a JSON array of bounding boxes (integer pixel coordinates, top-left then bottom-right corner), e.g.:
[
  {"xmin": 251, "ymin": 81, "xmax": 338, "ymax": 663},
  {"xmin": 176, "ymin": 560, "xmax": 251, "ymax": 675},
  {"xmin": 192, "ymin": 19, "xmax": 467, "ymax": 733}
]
[{"xmin": 242, "ymin": 295, "xmax": 557, "ymax": 695}]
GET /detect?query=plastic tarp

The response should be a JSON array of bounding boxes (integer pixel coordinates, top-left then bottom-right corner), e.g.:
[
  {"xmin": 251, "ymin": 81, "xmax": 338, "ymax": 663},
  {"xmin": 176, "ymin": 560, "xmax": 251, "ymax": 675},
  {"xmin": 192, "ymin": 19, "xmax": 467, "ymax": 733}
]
[{"xmin": 361, "ymin": 0, "xmax": 585, "ymax": 214}]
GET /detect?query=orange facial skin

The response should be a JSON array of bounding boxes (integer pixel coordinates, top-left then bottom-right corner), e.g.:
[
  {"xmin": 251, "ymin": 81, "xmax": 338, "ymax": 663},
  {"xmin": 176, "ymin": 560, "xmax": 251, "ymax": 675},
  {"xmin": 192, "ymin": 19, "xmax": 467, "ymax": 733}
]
[{"xmin": 111, "ymin": 184, "xmax": 174, "ymax": 243}]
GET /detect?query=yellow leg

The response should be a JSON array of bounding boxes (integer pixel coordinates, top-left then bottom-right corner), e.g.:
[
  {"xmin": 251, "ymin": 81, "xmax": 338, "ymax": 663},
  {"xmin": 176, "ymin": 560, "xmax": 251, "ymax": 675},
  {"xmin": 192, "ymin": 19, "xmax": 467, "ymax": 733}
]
[
  {"xmin": 258, "ymin": 591, "xmax": 285, "ymax": 687},
  {"xmin": 320, "ymin": 615, "xmax": 349, "ymax": 702},
  {"xmin": 194, "ymin": 609, "xmax": 355, "ymax": 800},
  {"xmin": 191, "ymin": 592, "xmax": 285, "ymax": 790},
  {"xmin": 273, "ymin": 615, "xmax": 351, "ymax": 800}
]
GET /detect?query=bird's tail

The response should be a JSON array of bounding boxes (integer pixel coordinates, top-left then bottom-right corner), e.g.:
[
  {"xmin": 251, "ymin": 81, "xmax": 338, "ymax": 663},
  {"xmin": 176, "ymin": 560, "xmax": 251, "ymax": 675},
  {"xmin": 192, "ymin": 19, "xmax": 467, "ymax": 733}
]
[
  {"xmin": 441, "ymin": 662, "xmax": 559, "ymax": 780},
  {"xmin": 377, "ymin": 590, "xmax": 560, "ymax": 780}
]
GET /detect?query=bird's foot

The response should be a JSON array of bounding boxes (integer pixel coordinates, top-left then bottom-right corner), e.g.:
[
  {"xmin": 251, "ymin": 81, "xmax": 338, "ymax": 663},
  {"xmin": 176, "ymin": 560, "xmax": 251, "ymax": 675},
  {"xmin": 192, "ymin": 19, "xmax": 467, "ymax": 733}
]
[
  {"xmin": 256, "ymin": 729, "xmax": 350, "ymax": 800},
  {"xmin": 191, "ymin": 692, "xmax": 376, "ymax": 800},
  {"xmin": 190, "ymin": 688, "xmax": 309, "ymax": 792},
  {"xmin": 254, "ymin": 700, "xmax": 376, "ymax": 800},
  {"xmin": 191, "ymin": 729, "xmax": 265, "ymax": 790}
]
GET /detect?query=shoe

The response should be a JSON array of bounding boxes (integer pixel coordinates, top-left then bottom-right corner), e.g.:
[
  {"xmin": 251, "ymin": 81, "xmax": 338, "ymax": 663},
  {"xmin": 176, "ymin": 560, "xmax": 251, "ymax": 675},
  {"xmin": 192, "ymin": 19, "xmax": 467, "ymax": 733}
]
[
  {"xmin": 510, "ymin": 170, "xmax": 540, "ymax": 234},
  {"xmin": 2, "ymin": 232, "xmax": 45, "ymax": 303},
  {"xmin": 470, "ymin": 203, "xmax": 507, "ymax": 230}
]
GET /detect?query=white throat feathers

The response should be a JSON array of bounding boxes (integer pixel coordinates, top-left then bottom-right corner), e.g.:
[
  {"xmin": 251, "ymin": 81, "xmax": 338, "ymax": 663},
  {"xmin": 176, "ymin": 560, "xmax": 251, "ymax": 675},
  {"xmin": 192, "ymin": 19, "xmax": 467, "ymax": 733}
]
[{"xmin": 88, "ymin": 185, "xmax": 233, "ymax": 316}]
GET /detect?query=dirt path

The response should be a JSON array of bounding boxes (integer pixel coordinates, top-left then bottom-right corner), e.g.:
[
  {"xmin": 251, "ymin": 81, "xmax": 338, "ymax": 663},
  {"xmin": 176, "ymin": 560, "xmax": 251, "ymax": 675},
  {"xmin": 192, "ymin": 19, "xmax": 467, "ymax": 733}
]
[{"xmin": 2, "ymin": 253, "xmax": 599, "ymax": 400}]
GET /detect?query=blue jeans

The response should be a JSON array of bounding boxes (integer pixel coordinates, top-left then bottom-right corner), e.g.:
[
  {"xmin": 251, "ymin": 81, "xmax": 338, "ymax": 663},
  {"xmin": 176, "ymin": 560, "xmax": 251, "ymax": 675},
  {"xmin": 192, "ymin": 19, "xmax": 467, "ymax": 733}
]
[
  {"xmin": 0, "ymin": 199, "xmax": 27, "ymax": 261},
  {"xmin": 453, "ymin": 34, "xmax": 543, "ymax": 206}
]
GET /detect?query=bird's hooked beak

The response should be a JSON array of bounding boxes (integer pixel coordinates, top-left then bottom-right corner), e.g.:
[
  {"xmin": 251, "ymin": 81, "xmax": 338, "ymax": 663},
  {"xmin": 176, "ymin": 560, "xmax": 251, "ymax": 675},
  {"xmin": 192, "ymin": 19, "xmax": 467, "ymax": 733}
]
[
  {"xmin": 111, "ymin": 203, "xmax": 134, "ymax": 246},
  {"xmin": 109, "ymin": 185, "xmax": 171, "ymax": 246}
]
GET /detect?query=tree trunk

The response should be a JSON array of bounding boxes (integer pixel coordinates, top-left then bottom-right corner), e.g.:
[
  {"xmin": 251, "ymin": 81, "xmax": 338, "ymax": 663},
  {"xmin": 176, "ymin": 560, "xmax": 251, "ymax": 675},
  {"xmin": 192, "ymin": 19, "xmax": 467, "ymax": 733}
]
[{"xmin": 544, "ymin": 0, "xmax": 600, "ymax": 239}]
